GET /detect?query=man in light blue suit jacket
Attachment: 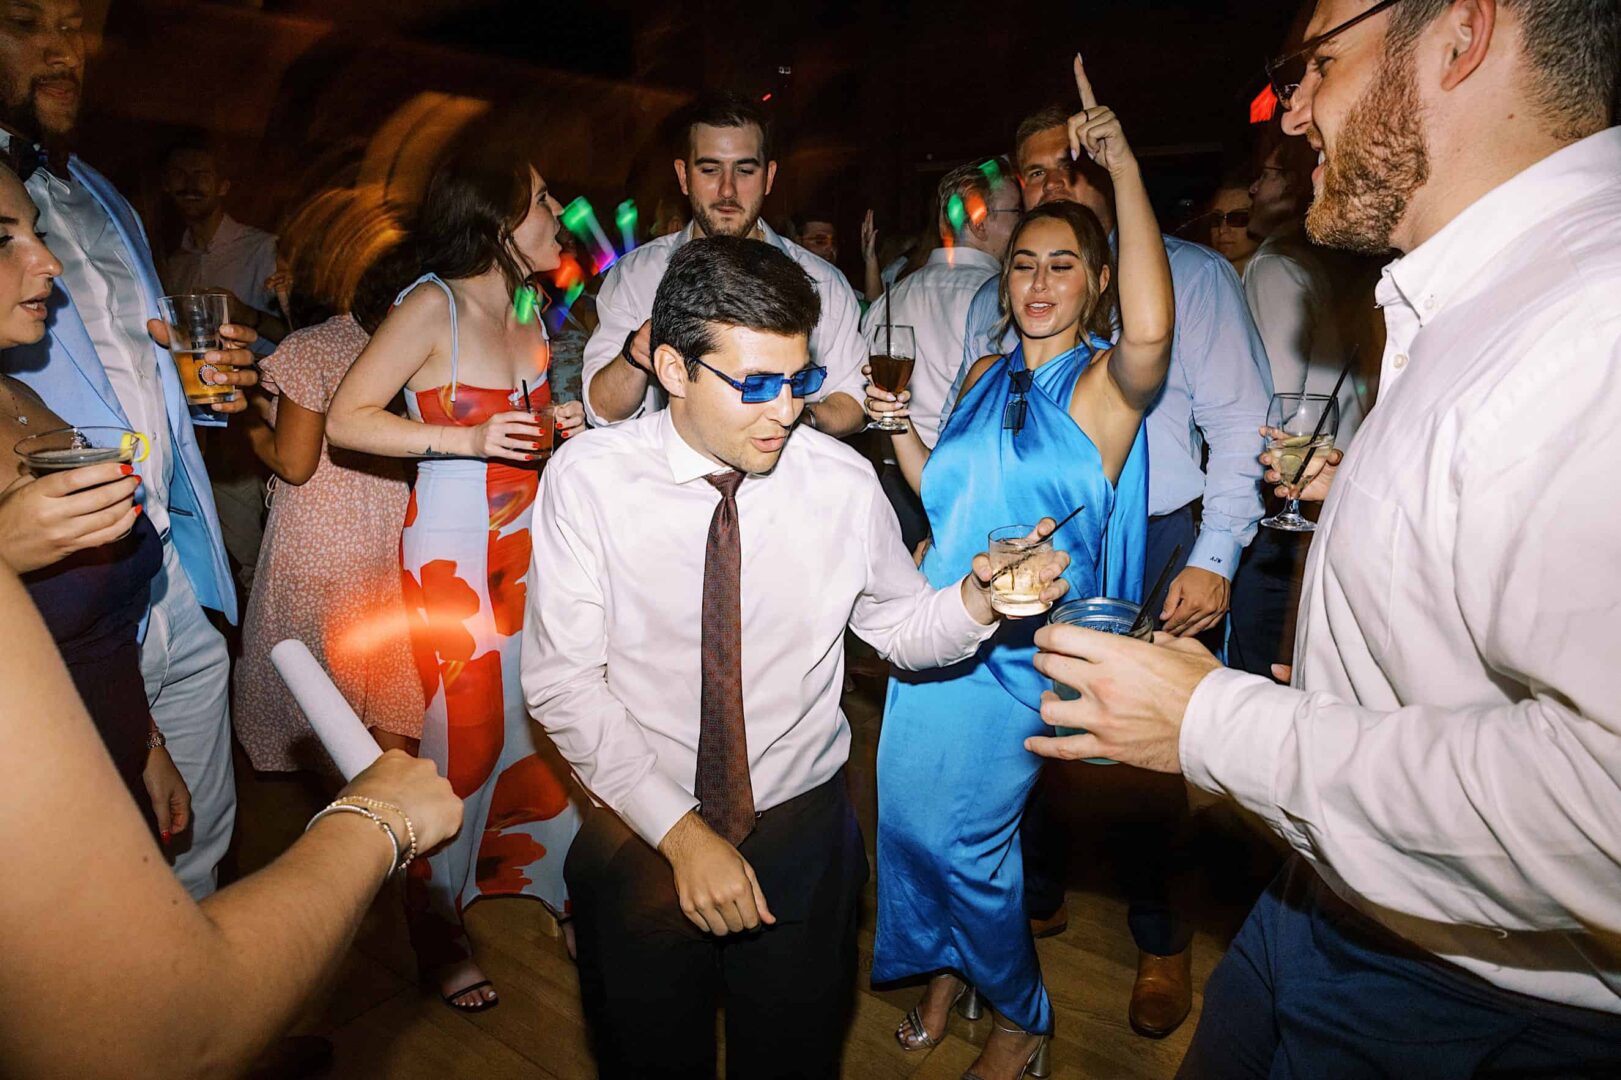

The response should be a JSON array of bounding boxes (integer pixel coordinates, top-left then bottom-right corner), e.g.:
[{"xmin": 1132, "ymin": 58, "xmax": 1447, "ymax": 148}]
[{"xmin": 0, "ymin": 10, "xmax": 260, "ymax": 899}]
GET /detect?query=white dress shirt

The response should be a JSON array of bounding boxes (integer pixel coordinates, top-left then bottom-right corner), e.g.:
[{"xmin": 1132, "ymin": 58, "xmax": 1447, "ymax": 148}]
[
  {"xmin": 27, "ymin": 166, "xmax": 173, "ymax": 536},
  {"xmin": 166, "ymin": 213, "xmax": 279, "ymax": 317},
  {"xmin": 1181, "ymin": 128, "xmax": 1621, "ymax": 1012},
  {"xmin": 1243, "ymin": 226, "xmax": 1366, "ymax": 443},
  {"xmin": 860, "ymin": 245, "xmax": 999, "ymax": 448},
  {"xmin": 522, "ymin": 412, "xmax": 996, "ymax": 848},
  {"xmin": 580, "ymin": 221, "xmax": 867, "ymax": 427}
]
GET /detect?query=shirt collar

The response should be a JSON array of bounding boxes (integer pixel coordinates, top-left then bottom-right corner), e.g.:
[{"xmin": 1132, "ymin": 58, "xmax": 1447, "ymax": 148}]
[
  {"xmin": 1383, "ymin": 127, "xmax": 1621, "ymax": 326},
  {"xmin": 182, "ymin": 213, "xmax": 245, "ymax": 254},
  {"xmin": 661, "ymin": 410, "xmax": 737, "ymax": 485},
  {"xmin": 675, "ymin": 217, "xmax": 788, "ymax": 254},
  {"xmin": 926, "ymin": 245, "xmax": 1000, "ymax": 272}
]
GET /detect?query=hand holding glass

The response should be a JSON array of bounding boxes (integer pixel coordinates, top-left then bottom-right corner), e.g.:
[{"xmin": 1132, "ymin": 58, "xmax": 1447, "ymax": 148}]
[
  {"xmin": 1260, "ymin": 393, "xmax": 1339, "ymax": 532},
  {"xmin": 158, "ymin": 293, "xmax": 236, "ymax": 405},
  {"xmin": 1044, "ymin": 597, "xmax": 1154, "ymax": 764},
  {"xmin": 985, "ymin": 524, "xmax": 1069, "ymax": 617},
  {"xmin": 865, "ymin": 324, "xmax": 916, "ymax": 433}
]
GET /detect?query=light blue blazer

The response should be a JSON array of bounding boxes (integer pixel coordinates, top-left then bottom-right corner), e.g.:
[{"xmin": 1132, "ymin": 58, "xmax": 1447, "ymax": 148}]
[{"xmin": 1, "ymin": 157, "xmax": 237, "ymax": 625}]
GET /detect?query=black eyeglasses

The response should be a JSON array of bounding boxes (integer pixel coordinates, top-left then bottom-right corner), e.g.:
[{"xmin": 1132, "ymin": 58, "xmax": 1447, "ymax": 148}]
[
  {"xmin": 1265, "ymin": 0, "xmax": 1404, "ymax": 111},
  {"xmin": 1201, "ymin": 209, "xmax": 1252, "ymax": 229},
  {"xmin": 688, "ymin": 356, "xmax": 828, "ymax": 403}
]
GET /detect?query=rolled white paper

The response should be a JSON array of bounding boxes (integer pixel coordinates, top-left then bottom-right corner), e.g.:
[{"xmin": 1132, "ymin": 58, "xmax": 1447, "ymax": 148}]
[{"xmin": 270, "ymin": 639, "xmax": 383, "ymax": 780}]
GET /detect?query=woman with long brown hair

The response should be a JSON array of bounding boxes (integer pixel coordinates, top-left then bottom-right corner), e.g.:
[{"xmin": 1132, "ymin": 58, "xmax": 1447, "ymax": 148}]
[{"xmin": 328, "ymin": 135, "xmax": 585, "ymax": 1011}]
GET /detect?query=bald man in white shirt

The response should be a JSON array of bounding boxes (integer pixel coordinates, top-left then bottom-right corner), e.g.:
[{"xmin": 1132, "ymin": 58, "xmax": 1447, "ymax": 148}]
[
  {"xmin": 524, "ymin": 236, "xmax": 1069, "ymax": 1078},
  {"xmin": 1029, "ymin": 2, "xmax": 1621, "ymax": 1075}
]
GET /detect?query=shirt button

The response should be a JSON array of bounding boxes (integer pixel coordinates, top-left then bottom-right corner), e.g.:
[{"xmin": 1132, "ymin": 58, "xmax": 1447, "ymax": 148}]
[
  {"xmin": 1423, "ymin": 296, "xmax": 1436, "ymax": 312},
  {"xmin": 1393, "ymin": 353, "xmax": 1409, "ymax": 370}
]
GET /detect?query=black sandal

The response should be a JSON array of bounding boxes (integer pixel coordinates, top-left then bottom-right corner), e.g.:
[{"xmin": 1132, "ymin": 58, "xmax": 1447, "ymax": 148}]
[{"xmin": 440, "ymin": 979, "xmax": 500, "ymax": 1012}]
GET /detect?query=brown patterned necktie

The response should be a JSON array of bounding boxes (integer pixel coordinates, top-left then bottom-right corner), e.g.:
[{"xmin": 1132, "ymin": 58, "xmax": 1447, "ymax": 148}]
[{"xmin": 697, "ymin": 470, "xmax": 755, "ymax": 845}]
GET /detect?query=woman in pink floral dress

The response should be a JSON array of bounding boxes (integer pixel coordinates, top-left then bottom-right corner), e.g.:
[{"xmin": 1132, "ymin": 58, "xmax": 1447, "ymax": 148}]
[
  {"xmin": 327, "ymin": 137, "xmax": 585, "ymax": 1011},
  {"xmin": 236, "ymin": 235, "xmax": 424, "ymax": 769}
]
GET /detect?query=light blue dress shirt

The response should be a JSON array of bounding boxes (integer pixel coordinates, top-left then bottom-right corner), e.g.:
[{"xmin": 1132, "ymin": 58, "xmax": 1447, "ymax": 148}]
[{"xmin": 943, "ymin": 233, "xmax": 1272, "ymax": 579}]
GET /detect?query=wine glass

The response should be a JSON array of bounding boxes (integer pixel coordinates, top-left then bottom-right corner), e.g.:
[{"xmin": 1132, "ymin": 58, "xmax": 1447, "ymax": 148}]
[
  {"xmin": 865, "ymin": 324, "xmax": 916, "ymax": 433},
  {"xmin": 1261, "ymin": 392, "xmax": 1339, "ymax": 532}
]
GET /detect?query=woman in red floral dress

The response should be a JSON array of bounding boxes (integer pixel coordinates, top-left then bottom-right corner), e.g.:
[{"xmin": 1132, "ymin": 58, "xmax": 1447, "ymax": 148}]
[{"xmin": 328, "ymin": 137, "xmax": 585, "ymax": 1010}]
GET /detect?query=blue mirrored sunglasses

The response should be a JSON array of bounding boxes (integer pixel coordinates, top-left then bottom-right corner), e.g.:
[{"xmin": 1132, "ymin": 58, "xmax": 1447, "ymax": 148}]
[{"xmin": 689, "ymin": 356, "xmax": 828, "ymax": 403}]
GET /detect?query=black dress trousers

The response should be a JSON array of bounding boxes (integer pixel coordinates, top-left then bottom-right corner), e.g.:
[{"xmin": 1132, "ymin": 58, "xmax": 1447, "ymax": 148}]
[{"xmin": 565, "ymin": 771, "xmax": 868, "ymax": 1080}]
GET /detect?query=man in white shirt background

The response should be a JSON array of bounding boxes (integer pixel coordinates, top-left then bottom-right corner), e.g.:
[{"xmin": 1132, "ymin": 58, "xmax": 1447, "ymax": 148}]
[
  {"xmin": 160, "ymin": 139, "xmax": 285, "ymax": 347},
  {"xmin": 1226, "ymin": 123, "xmax": 1373, "ymax": 680},
  {"xmin": 160, "ymin": 137, "xmax": 284, "ymax": 595},
  {"xmin": 0, "ymin": 0, "xmax": 260, "ymax": 901},
  {"xmin": 524, "ymin": 236, "xmax": 1068, "ymax": 1078},
  {"xmin": 860, "ymin": 159, "xmax": 1018, "ymax": 550},
  {"xmin": 1029, "ymin": 2, "xmax": 1621, "ymax": 1074},
  {"xmin": 581, "ymin": 91, "xmax": 868, "ymax": 437}
]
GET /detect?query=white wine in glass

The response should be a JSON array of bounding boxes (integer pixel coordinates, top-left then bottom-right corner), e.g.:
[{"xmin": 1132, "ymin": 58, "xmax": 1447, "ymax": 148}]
[{"xmin": 1262, "ymin": 392, "xmax": 1339, "ymax": 533}]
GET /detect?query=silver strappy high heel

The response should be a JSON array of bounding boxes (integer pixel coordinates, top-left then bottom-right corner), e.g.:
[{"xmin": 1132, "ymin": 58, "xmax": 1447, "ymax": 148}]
[
  {"xmin": 960, "ymin": 1016, "xmax": 1051, "ymax": 1080},
  {"xmin": 896, "ymin": 975, "xmax": 982, "ymax": 1050}
]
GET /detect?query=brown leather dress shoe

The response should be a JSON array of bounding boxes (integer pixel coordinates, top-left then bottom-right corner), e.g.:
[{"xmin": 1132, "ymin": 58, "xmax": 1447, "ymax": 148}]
[
  {"xmin": 1129, "ymin": 946, "xmax": 1193, "ymax": 1038},
  {"xmin": 1028, "ymin": 901, "xmax": 1069, "ymax": 939}
]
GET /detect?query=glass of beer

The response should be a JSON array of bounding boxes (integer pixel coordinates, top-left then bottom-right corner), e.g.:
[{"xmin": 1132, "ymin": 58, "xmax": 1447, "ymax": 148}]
[
  {"xmin": 866, "ymin": 324, "xmax": 916, "ymax": 433},
  {"xmin": 1261, "ymin": 392, "xmax": 1339, "ymax": 533},
  {"xmin": 1045, "ymin": 597, "xmax": 1154, "ymax": 764},
  {"xmin": 16, "ymin": 425, "xmax": 150, "ymax": 474},
  {"xmin": 987, "ymin": 524, "xmax": 1054, "ymax": 617},
  {"xmin": 158, "ymin": 292, "xmax": 236, "ymax": 405}
]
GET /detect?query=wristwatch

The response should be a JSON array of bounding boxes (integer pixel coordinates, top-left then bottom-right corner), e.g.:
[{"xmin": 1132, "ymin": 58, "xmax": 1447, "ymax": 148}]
[{"xmin": 146, "ymin": 729, "xmax": 167, "ymax": 751}]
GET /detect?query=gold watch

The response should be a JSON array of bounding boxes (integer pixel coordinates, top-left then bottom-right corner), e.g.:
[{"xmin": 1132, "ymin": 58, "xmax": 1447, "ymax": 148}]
[{"xmin": 146, "ymin": 729, "xmax": 167, "ymax": 751}]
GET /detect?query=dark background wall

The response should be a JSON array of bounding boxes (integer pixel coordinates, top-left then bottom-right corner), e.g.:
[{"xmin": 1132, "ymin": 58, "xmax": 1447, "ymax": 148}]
[{"xmin": 80, "ymin": 0, "xmax": 1302, "ymax": 273}]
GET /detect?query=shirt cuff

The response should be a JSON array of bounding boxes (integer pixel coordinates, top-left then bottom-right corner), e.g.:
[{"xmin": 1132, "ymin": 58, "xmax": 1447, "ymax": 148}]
[
  {"xmin": 948, "ymin": 576, "xmax": 1002, "ymax": 647},
  {"xmin": 618, "ymin": 768, "xmax": 700, "ymax": 850},
  {"xmin": 1180, "ymin": 666, "xmax": 1296, "ymax": 833},
  {"xmin": 1187, "ymin": 530, "xmax": 1243, "ymax": 580}
]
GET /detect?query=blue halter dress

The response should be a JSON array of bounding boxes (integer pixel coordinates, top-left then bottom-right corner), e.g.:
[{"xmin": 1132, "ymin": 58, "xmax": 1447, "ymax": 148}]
[{"xmin": 873, "ymin": 338, "xmax": 1149, "ymax": 1033}]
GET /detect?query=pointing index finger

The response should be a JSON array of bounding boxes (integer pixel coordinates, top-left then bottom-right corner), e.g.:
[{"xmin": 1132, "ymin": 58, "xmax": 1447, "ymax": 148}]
[{"xmin": 1074, "ymin": 52, "xmax": 1098, "ymax": 110}]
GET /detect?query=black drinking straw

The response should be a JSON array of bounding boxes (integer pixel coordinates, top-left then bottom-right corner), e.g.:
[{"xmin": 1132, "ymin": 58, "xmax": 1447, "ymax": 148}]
[
  {"xmin": 883, "ymin": 281, "xmax": 893, "ymax": 356},
  {"xmin": 1129, "ymin": 542, "xmax": 1184, "ymax": 637},
  {"xmin": 1000, "ymin": 505, "xmax": 1086, "ymax": 577},
  {"xmin": 1287, "ymin": 347, "xmax": 1359, "ymax": 488},
  {"xmin": 521, "ymin": 378, "xmax": 534, "ymax": 412}
]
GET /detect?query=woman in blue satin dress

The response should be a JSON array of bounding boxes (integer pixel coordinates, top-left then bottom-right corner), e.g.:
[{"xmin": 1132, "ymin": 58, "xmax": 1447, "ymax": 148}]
[{"xmin": 864, "ymin": 82, "xmax": 1174, "ymax": 1080}]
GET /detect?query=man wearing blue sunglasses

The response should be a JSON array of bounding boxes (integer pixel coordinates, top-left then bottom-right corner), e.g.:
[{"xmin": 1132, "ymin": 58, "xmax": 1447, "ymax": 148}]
[{"xmin": 525, "ymin": 235, "xmax": 1074, "ymax": 1078}]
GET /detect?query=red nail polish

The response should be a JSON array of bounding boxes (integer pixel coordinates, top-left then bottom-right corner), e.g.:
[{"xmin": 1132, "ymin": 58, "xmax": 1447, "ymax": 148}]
[
  {"xmin": 120, "ymin": 464, "xmax": 133, "ymax": 476},
  {"xmin": 134, "ymin": 504, "xmax": 143, "ymax": 515},
  {"xmin": 161, "ymin": 831, "xmax": 171, "ymax": 843}
]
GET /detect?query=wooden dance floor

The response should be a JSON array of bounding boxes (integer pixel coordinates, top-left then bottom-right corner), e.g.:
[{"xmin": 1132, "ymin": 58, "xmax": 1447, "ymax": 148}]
[{"xmin": 232, "ymin": 665, "xmax": 1280, "ymax": 1079}]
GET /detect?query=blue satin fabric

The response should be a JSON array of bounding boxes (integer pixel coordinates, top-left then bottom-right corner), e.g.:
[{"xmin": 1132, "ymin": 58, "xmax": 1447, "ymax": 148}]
[{"xmin": 873, "ymin": 339, "xmax": 1149, "ymax": 1033}]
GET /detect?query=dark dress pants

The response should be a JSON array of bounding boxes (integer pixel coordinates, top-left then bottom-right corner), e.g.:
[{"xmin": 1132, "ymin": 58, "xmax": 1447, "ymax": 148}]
[
  {"xmin": 1227, "ymin": 521, "xmax": 1312, "ymax": 678},
  {"xmin": 565, "ymin": 772, "xmax": 869, "ymax": 1080},
  {"xmin": 1023, "ymin": 506, "xmax": 1197, "ymax": 957},
  {"xmin": 880, "ymin": 461, "xmax": 929, "ymax": 554},
  {"xmin": 1179, "ymin": 857, "xmax": 1621, "ymax": 1079}
]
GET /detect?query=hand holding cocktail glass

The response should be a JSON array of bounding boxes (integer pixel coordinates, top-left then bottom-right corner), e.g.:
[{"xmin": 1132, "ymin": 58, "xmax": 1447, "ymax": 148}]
[
  {"xmin": 961, "ymin": 516, "xmax": 1073, "ymax": 625},
  {"xmin": 1026, "ymin": 626, "xmax": 1222, "ymax": 773},
  {"xmin": 862, "ymin": 324, "xmax": 917, "ymax": 433},
  {"xmin": 1259, "ymin": 425, "xmax": 1343, "ymax": 502},
  {"xmin": 1, "ymin": 425, "xmax": 148, "ymax": 573}
]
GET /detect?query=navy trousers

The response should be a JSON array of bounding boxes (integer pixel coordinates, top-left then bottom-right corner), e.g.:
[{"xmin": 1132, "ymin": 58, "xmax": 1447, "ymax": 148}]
[
  {"xmin": 1179, "ymin": 858, "xmax": 1621, "ymax": 1079},
  {"xmin": 1023, "ymin": 506, "xmax": 1197, "ymax": 956}
]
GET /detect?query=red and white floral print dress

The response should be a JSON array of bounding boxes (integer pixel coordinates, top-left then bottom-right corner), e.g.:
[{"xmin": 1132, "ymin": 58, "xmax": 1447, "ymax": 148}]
[{"xmin": 394, "ymin": 275, "xmax": 579, "ymax": 967}]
